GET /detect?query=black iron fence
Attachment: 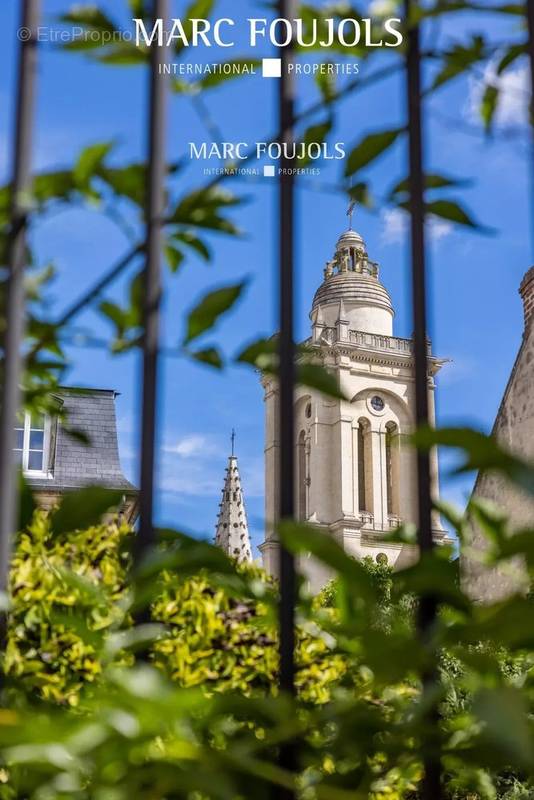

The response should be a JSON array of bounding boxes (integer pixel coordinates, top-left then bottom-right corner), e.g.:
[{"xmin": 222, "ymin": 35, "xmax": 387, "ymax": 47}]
[{"xmin": 2, "ymin": 0, "xmax": 534, "ymax": 796}]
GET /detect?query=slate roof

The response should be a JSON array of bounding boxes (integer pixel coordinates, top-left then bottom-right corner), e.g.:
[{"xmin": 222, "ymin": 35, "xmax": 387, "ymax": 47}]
[{"xmin": 27, "ymin": 387, "xmax": 136, "ymax": 493}]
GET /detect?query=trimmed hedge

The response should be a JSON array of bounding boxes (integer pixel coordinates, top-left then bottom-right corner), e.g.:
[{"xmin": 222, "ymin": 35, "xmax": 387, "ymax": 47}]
[{"xmin": 6, "ymin": 513, "xmax": 345, "ymax": 706}]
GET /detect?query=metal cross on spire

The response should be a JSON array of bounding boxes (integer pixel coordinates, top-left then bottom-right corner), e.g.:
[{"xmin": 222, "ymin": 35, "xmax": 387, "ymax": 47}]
[{"xmin": 231, "ymin": 428, "xmax": 236, "ymax": 456}]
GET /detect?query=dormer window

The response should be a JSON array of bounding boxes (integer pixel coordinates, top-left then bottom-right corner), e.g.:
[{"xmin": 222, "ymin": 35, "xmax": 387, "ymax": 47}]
[{"xmin": 14, "ymin": 411, "xmax": 52, "ymax": 475}]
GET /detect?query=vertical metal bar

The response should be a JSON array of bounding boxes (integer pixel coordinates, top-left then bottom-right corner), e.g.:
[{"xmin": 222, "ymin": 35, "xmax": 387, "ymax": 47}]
[
  {"xmin": 135, "ymin": 0, "xmax": 168, "ymax": 566},
  {"xmin": 278, "ymin": 0, "xmax": 297, "ymax": 795},
  {"xmin": 404, "ymin": 2, "xmax": 442, "ymax": 798},
  {"xmin": 526, "ymin": 0, "xmax": 534, "ymax": 126},
  {"xmin": 0, "ymin": 0, "xmax": 41, "ymax": 601},
  {"xmin": 525, "ymin": 0, "xmax": 534, "ymax": 259}
]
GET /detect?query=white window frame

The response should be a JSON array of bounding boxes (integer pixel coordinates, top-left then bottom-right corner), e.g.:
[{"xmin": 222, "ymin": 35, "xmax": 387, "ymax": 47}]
[{"xmin": 15, "ymin": 411, "xmax": 52, "ymax": 478}]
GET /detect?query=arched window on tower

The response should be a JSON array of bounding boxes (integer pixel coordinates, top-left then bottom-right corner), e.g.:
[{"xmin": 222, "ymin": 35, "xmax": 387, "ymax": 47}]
[
  {"xmin": 385, "ymin": 421, "xmax": 400, "ymax": 520},
  {"xmin": 357, "ymin": 418, "xmax": 372, "ymax": 514},
  {"xmin": 297, "ymin": 430, "xmax": 307, "ymax": 521}
]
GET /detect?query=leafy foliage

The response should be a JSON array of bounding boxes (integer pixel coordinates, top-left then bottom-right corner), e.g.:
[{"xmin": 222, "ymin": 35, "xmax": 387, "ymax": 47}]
[
  {"xmin": 6, "ymin": 514, "xmax": 132, "ymax": 704},
  {"xmin": 4, "ymin": 1, "xmax": 534, "ymax": 796},
  {"xmin": 5, "ymin": 487, "xmax": 534, "ymax": 797},
  {"xmin": 4, "ymin": 514, "xmax": 345, "ymax": 708}
]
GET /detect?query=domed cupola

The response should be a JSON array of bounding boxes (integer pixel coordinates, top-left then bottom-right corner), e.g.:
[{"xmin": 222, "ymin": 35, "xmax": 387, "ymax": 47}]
[{"xmin": 311, "ymin": 227, "xmax": 394, "ymax": 336}]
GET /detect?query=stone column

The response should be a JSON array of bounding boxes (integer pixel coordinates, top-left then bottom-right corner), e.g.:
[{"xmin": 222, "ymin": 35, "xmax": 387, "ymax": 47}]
[
  {"xmin": 399, "ymin": 433, "xmax": 417, "ymax": 525},
  {"xmin": 378, "ymin": 429, "xmax": 389, "ymax": 530},
  {"xmin": 369, "ymin": 428, "xmax": 384, "ymax": 529},
  {"xmin": 263, "ymin": 380, "xmax": 279, "ymax": 546},
  {"xmin": 428, "ymin": 384, "xmax": 445, "ymax": 532},
  {"xmin": 339, "ymin": 416, "xmax": 354, "ymax": 517},
  {"xmin": 352, "ymin": 421, "xmax": 360, "ymax": 517}
]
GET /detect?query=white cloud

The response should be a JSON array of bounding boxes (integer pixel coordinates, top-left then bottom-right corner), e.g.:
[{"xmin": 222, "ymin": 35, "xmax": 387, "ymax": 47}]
[
  {"xmin": 159, "ymin": 471, "xmax": 221, "ymax": 497},
  {"xmin": 163, "ymin": 434, "xmax": 216, "ymax": 458},
  {"xmin": 381, "ymin": 208, "xmax": 453, "ymax": 247},
  {"xmin": 381, "ymin": 208, "xmax": 407, "ymax": 245},
  {"xmin": 429, "ymin": 217, "xmax": 453, "ymax": 242},
  {"xmin": 158, "ymin": 449, "xmax": 263, "ymax": 499},
  {"xmin": 466, "ymin": 61, "xmax": 529, "ymax": 129}
]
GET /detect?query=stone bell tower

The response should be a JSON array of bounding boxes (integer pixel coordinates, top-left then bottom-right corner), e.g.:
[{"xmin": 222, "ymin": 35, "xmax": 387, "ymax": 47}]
[{"xmin": 260, "ymin": 225, "xmax": 448, "ymax": 591}]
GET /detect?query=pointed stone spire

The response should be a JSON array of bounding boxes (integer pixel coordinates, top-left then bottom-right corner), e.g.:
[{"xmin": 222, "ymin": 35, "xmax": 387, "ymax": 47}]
[
  {"xmin": 215, "ymin": 435, "xmax": 252, "ymax": 563},
  {"xmin": 336, "ymin": 296, "xmax": 349, "ymax": 341}
]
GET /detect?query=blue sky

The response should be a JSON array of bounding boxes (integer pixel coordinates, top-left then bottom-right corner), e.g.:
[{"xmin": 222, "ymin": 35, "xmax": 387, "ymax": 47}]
[{"xmin": 0, "ymin": 1, "xmax": 531, "ymax": 553}]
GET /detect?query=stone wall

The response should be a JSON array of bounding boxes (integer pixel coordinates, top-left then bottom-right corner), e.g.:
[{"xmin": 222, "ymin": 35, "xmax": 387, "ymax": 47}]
[{"xmin": 464, "ymin": 313, "xmax": 534, "ymax": 602}]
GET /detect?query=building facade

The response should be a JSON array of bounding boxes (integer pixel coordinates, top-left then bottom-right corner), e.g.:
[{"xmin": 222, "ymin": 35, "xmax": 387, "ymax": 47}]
[
  {"xmin": 260, "ymin": 226, "xmax": 448, "ymax": 591},
  {"xmin": 20, "ymin": 387, "xmax": 137, "ymax": 523},
  {"xmin": 464, "ymin": 267, "xmax": 534, "ymax": 602}
]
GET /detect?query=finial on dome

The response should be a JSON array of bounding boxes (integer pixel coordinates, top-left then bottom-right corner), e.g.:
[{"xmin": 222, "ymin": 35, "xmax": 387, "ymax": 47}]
[{"xmin": 347, "ymin": 199, "xmax": 356, "ymax": 231}]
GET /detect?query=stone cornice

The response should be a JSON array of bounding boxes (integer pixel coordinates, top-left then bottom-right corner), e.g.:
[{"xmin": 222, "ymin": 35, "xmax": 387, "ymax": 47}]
[{"xmin": 306, "ymin": 339, "xmax": 446, "ymax": 377}]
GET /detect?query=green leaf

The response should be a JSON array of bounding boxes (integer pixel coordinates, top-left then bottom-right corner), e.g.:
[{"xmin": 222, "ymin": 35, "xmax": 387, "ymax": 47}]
[
  {"xmin": 497, "ymin": 42, "xmax": 526, "ymax": 74},
  {"xmin": 170, "ymin": 186, "xmax": 247, "ymax": 235},
  {"xmin": 96, "ymin": 43, "xmax": 148, "ymax": 65},
  {"xmin": 136, "ymin": 528, "xmax": 236, "ymax": 581},
  {"xmin": 173, "ymin": 0, "xmax": 216, "ymax": 54},
  {"xmin": 473, "ymin": 688, "xmax": 534, "ymax": 768},
  {"xmin": 412, "ymin": 426, "xmax": 534, "ymax": 497},
  {"xmin": 172, "ymin": 231, "xmax": 211, "ymax": 261},
  {"xmin": 297, "ymin": 363, "xmax": 347, "ymax": 401},
  {"xmin": 18, "ymin": 473, "xmax": 35, "ymax": 531},
  {"xmin": 345, "ymin": 128, "xmax": 403, "ymax": 177},
  {"xmin": 128, "ymin": 0, "xmax": 151, "ymax": 17},
  {"xmin": 278, "ymin": 521, "xmax": 376, "ymax": 602},
  {"xmin": 389, "ymin": 172, "xmax": 469, "ymax": 199},
  {"xmin": 458, "ymin": 595, "xmax": 534, "ymax": 650},
  {"xmin": 55, "ymin": 567, "xmax": 108, "ymax": 604},
  {"xmin": 100, "ymin": 300, "xmax": 127, "ymax": 330},
  {"xmin": 481, "ymin": 84, "xmax": 499, "ymax": 133},
  {"xmin": 184, "ymin": 281, "xmax": 247, "ymax": 344},
  {"xmin": 315, "ymin": 67, "xmax": 337, "ymax": 104},
  {"xmin": 298, "ymin": 119, "xmax": 332, "ymax": 166},
  {"xmin": 33, "ymin": 171, "xmax": 76, "ymax": 206},
  {"xmin": 97, "ymin": 163, "xmax": 146, "ymax": 206},
  {"xmin": 198, "ymin": 59, "xmax": 260, "ymax": 90},
  {"xmin": 59, "ymin": 7, "xmax": 117, "ymax": 33},
  {"xmin": 189, "ymin": 346, "xmax": 224, "ymax": 369},
  {"xmin": 51, "ymin": 487, "xmax": 124, "ymax": 534},
  {"xmin": 393, "ymin": 552, "xmax": 468, "ymax": 610},
  {"xmin": 236, "ymin": 337, "xmax": 278, "ymax": 371},
  {"xmin": 105, "ymin": 624, "xmax": 166, "ymax": 658},
  {"xmin": 425, "ymin": 199, "xmax": 489, "ymax": 231},
  {"xmin": 74, "ymin": 142, "xmax": 114, "ymax": 189},
  {"xmin": 431, "ymin": 35, "xmax": 486, "ymax": 90},
  {"xmin": 236, "ymin": 340, "xmax": 347, "ymax": 400},
  {"xmin": 63, "ymin": 427, "xmax": 91, "ymax": 446},
  {"xmin": 348, "ymin": 181, "xmax": 372, "ymax": 209},
  {"xmin": 164, "ymin": 244, "xmax": 184, "ymax": 273}
]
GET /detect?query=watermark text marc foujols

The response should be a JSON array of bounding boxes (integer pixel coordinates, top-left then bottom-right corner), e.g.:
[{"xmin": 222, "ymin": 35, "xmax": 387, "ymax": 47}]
[
  {"xmin": 18, "ymin": 18, "xmax": 403, "ymax": 49},
  {"xmin": 189, "ymin": 142, "xmax": 346, "ymax": 160},
  {"xmin": 134, "ymin": 17, "xmax": 403, "ymax": 48}
]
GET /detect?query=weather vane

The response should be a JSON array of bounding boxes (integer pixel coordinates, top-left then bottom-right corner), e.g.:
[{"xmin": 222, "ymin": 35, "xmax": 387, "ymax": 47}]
[
  {"xmin": 347, "ymin": 178, "xmax": 356, "ymax": 230},
  {"xmin": 347, "ymin": 199, "xmax": 356, "ymax": 230},
  {"xmin": 231, "ymin": 428, "xmax": 236, "ymax": 456}
]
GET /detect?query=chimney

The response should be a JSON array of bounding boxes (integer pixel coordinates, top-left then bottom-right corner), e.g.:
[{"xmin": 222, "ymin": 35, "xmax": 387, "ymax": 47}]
[{"xmin": 519, "ymin": 267, "xmax": 534, "ymax": 331}]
